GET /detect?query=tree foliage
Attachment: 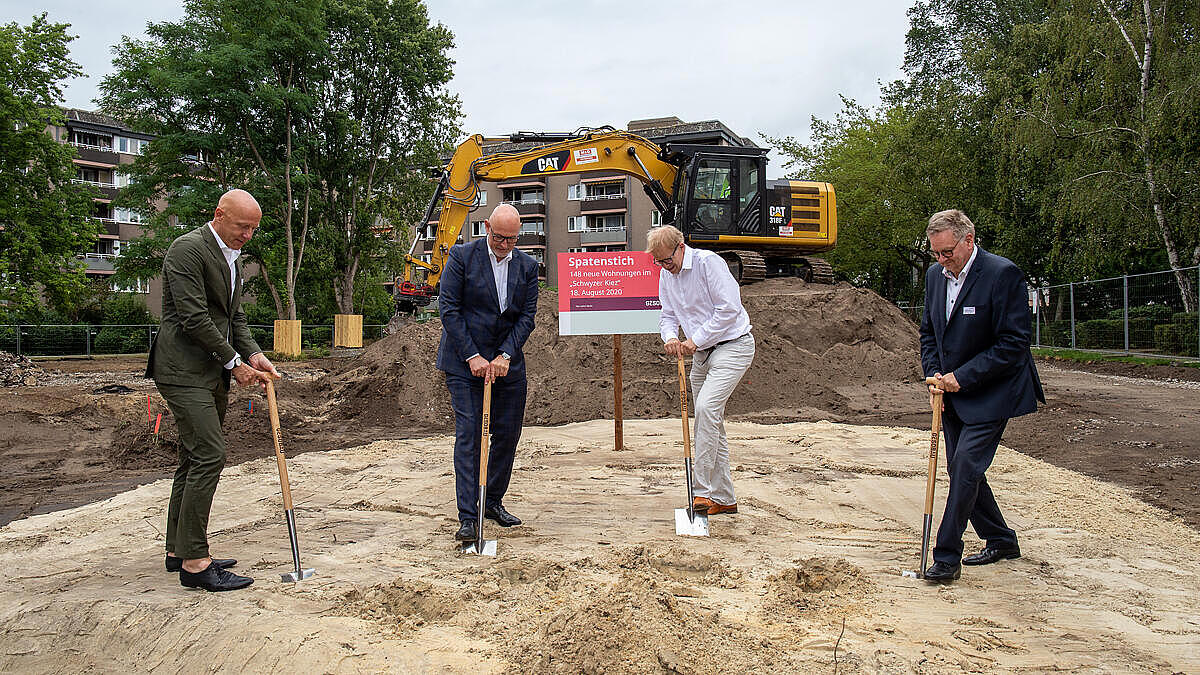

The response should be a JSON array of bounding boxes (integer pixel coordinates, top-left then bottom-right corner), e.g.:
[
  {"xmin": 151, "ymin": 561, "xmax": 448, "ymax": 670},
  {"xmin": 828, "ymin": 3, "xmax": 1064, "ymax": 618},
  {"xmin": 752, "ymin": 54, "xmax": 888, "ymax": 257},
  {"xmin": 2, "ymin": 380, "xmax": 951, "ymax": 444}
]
[
  {"xmin": 100, "ymin": 0, "xmax": 459, "ymax": 320},
  {"xmin": 771, "ymin": 0, "xmax": 1199, "ymax": 311},
  {"xmin": 0, "ymin": 14, "xmax": 97, "ymax": 314}
]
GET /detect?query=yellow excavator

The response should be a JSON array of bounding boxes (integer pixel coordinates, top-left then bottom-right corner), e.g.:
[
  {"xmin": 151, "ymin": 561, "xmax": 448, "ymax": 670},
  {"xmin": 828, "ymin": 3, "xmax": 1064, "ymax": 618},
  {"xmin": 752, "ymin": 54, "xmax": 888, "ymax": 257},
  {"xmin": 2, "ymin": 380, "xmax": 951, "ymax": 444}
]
[{"xmin": 395, "ymin": 127, "xmax": 836, "ymax": 312}]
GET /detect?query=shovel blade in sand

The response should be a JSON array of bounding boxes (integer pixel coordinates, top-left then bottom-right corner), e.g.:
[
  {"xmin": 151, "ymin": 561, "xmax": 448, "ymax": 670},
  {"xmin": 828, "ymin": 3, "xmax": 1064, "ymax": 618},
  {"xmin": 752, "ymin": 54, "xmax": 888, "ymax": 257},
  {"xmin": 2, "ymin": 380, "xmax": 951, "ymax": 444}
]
[
  {"xmin": 461, "ymin": 540, "xmax": 497, "ymax": 556},
  {"xmin": 281, "ymin": 568, "xmax": 316, "ymax": 583},
  {"xmin": 674, "ymin": 508, "xmax": 710, "ymax": 537}
]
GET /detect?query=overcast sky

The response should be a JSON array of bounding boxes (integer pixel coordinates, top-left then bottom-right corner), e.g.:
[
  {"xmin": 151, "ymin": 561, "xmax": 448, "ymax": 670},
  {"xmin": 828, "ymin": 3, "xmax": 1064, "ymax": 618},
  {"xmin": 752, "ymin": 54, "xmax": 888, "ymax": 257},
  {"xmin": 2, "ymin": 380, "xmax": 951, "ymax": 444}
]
[{"xmin": 5, "ymin": 1, "xmax": 915, "ymax": 177}]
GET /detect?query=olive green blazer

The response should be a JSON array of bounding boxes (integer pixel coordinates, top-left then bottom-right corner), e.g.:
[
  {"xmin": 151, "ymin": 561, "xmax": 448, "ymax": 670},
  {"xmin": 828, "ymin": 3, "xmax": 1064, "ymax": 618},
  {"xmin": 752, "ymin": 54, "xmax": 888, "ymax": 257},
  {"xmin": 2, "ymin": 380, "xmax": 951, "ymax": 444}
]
[{"xmin": 146, "ymin": 224, "xmax": 261, "ymax": 387}]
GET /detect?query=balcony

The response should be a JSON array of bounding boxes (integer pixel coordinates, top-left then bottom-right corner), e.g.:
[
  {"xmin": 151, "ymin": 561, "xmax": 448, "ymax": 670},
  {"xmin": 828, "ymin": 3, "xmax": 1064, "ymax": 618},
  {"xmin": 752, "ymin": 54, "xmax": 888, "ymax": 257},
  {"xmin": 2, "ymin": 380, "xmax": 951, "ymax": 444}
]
[
  {"xmin": 509, "ymin": 200, "xmax": 545, "ymax": 217},
  {"xmin": 78, "ymin": 253, "xmax": 117, "ymax": 273},
  {"xmin": 92, "ymin": 217, "xmax": 121, "ymax": 237},
  {"xmin": 580, "ymin": 193, "xmax": 627, "ymax": 213},
  {"xmin": 579, "ymin": 227, "xmax": 627, "ymax": 245},
  {"xmin": 517, "ymin": 233, "xmax": 545, "ymax": 247},
  {"xmin": 71, "ymin": 142, "xmax": 120, "ymax": 166},
  {"xmin": 73, "ymin": 179, "xmax": 119, "ymax": 200}
]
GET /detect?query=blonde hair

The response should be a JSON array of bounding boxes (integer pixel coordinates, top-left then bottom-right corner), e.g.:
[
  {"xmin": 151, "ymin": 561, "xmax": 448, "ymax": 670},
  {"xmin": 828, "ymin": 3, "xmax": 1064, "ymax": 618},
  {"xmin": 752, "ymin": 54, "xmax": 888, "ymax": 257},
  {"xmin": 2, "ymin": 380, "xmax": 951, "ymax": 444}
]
[{"xmin": 646, "ymin": 225, "xmax": 683, "ymax": 256}]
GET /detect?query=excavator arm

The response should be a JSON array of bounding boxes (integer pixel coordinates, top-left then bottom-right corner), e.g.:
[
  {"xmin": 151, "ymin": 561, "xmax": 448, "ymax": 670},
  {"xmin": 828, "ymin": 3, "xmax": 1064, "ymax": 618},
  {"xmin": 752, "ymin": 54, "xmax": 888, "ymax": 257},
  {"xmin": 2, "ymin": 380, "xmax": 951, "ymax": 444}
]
[{"xmin": 397, "ymin": 129, "xmax": 682, "ymax": 310}]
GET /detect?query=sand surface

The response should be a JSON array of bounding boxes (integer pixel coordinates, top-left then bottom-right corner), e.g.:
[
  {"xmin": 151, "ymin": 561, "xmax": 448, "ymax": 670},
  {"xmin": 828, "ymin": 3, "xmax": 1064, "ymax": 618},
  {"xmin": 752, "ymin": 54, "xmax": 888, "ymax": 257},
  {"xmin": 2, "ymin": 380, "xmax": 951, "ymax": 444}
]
[{"xmin": 2, "ymin": 419, "xmax": 1197, "ymax": 673}]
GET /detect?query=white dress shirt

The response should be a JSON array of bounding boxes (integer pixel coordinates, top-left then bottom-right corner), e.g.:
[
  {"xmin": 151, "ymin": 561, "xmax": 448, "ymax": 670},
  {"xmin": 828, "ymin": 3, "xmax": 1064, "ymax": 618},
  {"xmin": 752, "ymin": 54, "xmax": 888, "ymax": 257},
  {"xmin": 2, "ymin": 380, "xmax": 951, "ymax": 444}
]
[
  {"xmin": 659, "ymin": 246, "xmax": 752, "ymax": 350},
  {"xmin": 207, "ymin": 222, "xmax": 243, "ymax": 369},
  {"xmin": 943, "ymin": 244, "xmax": 979, "ymax": 321},
  {"xmin": 489, "ymin": 246, "xmax": 513, "ymax": 313}
]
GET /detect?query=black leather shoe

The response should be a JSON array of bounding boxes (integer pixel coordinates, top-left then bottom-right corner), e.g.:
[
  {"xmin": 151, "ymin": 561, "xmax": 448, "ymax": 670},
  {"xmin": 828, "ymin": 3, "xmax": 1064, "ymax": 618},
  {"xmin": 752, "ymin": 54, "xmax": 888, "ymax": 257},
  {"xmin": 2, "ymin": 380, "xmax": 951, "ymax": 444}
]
[
  {"xmin": 484, "ymin": 504, "xmax": 522, "ymax": 527},
  {"xmin": 165, "ymin": 556, "xmax": 237, "ymax": 573},
  {"xmin": 455, "ymin": 521, "xmax": 477, "ymax": 541},
  {"xmin": 179, "ymin": 561, "xmax": 253, "ymax": 592},
  {"xmin": 963, "ymin": 545, "xmax": 1021, "ymax": 566},
  {"xmin": 923, "ymin": 561, "xmax": 961, "ymax": 582}
]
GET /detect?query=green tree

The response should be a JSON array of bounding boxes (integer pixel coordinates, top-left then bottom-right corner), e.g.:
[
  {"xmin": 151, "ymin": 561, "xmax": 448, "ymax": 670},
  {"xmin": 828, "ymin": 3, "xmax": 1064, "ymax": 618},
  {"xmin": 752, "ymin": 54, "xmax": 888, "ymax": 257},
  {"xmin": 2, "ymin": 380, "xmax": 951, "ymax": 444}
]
[
  {"xmin": 310, "ymin": 0, "xmax": 460, "ymax": 315},
  {"xmin": 0, "ymin": 14, "xmax": 97, "ymax": 314},
  {"xmin": 100, "ymin": 0, "xmax": 327, "ymax": 320},
  {"xmin": 100, "ymin": 0, "xmax": 461, "ymax": 322}
]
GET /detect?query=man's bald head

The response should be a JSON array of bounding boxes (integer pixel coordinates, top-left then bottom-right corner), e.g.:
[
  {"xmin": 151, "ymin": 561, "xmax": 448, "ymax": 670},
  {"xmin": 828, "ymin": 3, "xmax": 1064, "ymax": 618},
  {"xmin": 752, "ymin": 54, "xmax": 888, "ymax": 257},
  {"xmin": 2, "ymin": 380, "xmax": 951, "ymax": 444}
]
[
  {"xmin": 212, "ymin": 189, "xmax": 262, "ymax": 250},
  {"xmin": 485, "ymin": 203, "xmax": 521, "ymax": 259}
]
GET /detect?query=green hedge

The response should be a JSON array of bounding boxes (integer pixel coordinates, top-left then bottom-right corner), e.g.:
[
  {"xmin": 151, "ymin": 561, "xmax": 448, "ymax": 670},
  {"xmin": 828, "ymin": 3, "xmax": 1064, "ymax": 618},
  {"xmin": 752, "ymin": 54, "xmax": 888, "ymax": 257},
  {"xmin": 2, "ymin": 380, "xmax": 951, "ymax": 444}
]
[
  {"xmin": 1076, "ymin": 319, "xmax": 1123, "ymax": 349},
  {"xmin": 1154, "ymin": 322, "xmax": 1200, "ymax": 356}
]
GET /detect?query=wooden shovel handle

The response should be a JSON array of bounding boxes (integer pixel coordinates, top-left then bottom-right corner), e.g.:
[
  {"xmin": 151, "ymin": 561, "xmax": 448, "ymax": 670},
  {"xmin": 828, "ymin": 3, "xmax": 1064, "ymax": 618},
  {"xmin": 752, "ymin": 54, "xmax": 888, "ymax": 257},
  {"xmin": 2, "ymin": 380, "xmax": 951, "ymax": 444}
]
[
  {"xmin": 265, "ymin": 379, "xmax": 293, "ymax": 511},
  {"xmin": 922, "ymin": 377, "xmax": 942, "ymax": 514},
  {"xmin": 677, "ymin": 357, "xmax": 691, "ymax": 461},
  {"xmin": 478, "ymin": 379, "xmax": 492, "ymax": 488}
]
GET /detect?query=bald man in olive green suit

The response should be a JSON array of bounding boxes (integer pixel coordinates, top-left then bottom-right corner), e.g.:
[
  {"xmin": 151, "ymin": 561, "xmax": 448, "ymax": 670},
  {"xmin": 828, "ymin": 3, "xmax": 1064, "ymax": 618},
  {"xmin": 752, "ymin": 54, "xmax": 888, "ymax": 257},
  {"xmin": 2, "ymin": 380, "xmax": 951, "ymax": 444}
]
[{"xmin": 148, "ymin": 189, "xmax": 278, "ymax": 592}]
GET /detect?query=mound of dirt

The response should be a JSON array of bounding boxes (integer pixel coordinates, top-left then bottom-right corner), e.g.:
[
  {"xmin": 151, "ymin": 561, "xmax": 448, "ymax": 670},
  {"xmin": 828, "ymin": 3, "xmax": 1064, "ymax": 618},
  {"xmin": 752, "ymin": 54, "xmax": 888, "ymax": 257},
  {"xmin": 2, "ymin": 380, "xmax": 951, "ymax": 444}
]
[
  {"xmin": 1, "ymin": 351, "xmax": 44, "ymax": 387},
  {"xmin": 318, "ymin": 279, "xmax": 922, "ymax": 428}
]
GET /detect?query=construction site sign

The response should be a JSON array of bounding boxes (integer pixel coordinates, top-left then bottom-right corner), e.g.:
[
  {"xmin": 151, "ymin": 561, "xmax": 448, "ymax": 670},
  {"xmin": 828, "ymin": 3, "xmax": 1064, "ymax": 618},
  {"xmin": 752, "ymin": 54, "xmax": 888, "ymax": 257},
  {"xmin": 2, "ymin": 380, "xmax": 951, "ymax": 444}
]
[{"xmin": 557, "ymin": 252, "xmax": 661, "ymax": 335}]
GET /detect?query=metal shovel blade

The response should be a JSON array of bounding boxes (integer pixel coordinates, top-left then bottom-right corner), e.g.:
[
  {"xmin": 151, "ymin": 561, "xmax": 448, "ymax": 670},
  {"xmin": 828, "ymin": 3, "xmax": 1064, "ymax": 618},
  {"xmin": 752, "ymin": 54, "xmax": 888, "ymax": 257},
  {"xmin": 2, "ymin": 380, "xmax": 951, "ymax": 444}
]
[
  {"xmin": 674, "ymin": 508, "xmax": 710, "ymax": 537},
  {"xmin": 281, "ymin": 568, "xmax": 316, "ymax": 583},
  {"xmin": 460, "ymin": 540, "xmax": 497, "ymax": 556},
  {"xmin": 900, "ymin": 569, "xmax": 921, "ymax": 579}
]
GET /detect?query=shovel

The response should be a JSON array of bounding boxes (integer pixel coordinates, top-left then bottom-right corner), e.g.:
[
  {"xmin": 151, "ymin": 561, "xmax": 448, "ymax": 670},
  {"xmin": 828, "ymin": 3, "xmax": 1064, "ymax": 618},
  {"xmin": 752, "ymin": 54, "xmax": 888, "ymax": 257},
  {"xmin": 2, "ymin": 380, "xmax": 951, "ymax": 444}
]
[
  {"xmin": 462, "ymin": 379, "xmax": 498, "ymax": 556},
  {"xmin": 903, "ymin": 376, "xmax": 943, "ymax": 579},
  {"xmin": 674, "ymin": 356, "xmax": 709, "ymax": 537},
  {"xmin": 265, "ymin": 379, "xmax": 316, "ymax": 583}
]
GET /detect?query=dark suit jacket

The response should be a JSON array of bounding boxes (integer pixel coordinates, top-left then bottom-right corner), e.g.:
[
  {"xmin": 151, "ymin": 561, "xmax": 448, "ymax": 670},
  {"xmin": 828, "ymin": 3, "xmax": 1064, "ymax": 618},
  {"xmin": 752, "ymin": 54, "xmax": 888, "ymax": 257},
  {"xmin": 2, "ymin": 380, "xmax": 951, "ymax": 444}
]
[
  {"xmin": 436, "ymin": 238, "xmax": 539, "ymax": 379},
  {"xmin": 147, "ymin": 224, "xmax": 261, "ymax": 388},
  {"xmin": 920, "ymin": 247, "xmax": 1045, "ymax": 424}
]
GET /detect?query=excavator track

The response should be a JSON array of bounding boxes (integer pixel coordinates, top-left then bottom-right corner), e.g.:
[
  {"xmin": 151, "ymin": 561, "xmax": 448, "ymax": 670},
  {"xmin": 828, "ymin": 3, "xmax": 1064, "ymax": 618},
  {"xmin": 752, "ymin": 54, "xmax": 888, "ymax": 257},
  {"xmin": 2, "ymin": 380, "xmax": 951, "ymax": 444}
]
[
  {"xmin": 718, "ymin": 250, "xmax": 767, "ymax": 285},
  {"xmin": 804, "ymin": 257, "xmax": 835, "ymax": 284}
]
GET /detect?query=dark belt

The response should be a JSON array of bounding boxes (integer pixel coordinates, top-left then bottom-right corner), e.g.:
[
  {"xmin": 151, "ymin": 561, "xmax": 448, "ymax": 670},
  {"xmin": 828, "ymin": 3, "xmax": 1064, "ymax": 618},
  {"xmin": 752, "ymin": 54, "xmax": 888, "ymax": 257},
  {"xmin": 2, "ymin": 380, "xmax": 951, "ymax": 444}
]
[{"xmin": 701, "ymin": 332, "xmax": 752, "ymax": 352}]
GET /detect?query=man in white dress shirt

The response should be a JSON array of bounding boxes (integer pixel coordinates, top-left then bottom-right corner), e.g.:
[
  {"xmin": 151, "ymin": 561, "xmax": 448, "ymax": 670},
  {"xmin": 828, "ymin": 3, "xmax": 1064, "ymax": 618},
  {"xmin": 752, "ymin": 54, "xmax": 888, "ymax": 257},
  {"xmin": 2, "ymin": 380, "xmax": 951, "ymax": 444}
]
[{"xmin": 647, "ymin": 225, "xmax": 755, "ymax": 515}]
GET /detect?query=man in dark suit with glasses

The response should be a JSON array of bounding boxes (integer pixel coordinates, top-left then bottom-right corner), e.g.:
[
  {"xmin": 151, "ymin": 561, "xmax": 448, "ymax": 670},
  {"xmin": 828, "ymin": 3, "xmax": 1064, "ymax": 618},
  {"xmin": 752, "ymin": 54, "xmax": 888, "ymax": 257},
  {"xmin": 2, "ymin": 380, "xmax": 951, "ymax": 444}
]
[{"xmin": 436, "ymin": 203, "xmax": 540, "ymax": 542}]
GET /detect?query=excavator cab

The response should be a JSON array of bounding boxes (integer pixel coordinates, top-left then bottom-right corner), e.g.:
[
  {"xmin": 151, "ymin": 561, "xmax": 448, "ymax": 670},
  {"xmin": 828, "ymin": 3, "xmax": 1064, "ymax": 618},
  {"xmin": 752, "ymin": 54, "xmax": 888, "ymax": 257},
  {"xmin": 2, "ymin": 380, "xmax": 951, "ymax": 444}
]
[{"xmin": 674, "ymin": 146, "xmax": 767, "ymax": 239}]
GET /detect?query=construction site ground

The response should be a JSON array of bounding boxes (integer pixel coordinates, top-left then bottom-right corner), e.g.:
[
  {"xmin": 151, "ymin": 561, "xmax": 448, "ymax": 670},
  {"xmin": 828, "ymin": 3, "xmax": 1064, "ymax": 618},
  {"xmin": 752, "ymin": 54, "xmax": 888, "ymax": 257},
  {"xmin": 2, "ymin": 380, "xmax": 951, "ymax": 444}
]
[{"xmin": 1, "ymin": 281, "xmax": 1198, "ymax": 672}]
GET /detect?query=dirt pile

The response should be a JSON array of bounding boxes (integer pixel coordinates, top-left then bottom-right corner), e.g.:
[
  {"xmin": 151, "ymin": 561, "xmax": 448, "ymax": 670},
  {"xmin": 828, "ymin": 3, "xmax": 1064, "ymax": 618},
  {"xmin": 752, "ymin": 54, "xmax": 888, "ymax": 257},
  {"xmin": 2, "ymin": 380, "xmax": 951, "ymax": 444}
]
[
  {"xmin": 318, "ymin": 279, "xmax": 922, "ymax": 428},
  {"xmin": 0, "ymin": 351, "xmax": 44, "ymax": 387}
]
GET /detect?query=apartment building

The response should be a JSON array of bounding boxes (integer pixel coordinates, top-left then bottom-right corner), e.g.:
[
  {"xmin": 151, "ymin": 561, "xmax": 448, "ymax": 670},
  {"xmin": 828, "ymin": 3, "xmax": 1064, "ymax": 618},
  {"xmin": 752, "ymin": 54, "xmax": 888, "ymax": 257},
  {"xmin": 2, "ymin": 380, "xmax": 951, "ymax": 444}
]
[
  {"xmin": 411, "ymin": 117, "xmax": 756, "ymax": 285},
  {"xmin": 47, "ymin": 109, "xmax": 162, "ymax": 305}
]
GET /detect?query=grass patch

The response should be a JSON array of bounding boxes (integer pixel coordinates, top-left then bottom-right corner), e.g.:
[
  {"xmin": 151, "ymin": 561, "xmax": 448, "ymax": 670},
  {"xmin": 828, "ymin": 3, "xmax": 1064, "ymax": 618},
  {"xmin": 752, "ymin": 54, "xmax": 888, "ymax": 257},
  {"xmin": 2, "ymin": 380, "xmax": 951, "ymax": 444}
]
[{"xmin": 1032, "ymin": 347, "xmax": 1200, "ymax": 368}]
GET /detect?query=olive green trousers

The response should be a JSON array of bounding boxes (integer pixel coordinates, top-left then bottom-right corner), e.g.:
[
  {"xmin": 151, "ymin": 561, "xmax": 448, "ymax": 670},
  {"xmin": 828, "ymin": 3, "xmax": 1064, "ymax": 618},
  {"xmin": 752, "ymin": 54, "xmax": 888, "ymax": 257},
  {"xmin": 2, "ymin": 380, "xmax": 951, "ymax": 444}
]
[{"xmin": 157, "ymin": 381, "xmax": 229, "ymax": 560}]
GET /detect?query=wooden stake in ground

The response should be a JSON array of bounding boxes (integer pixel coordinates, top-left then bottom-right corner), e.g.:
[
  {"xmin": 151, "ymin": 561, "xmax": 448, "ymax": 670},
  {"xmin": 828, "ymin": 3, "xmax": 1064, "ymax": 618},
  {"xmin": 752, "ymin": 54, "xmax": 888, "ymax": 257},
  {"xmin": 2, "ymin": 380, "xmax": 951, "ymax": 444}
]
[{"xmin": 613, "ymin": 334, "xmax": 624, "ymax": 451}]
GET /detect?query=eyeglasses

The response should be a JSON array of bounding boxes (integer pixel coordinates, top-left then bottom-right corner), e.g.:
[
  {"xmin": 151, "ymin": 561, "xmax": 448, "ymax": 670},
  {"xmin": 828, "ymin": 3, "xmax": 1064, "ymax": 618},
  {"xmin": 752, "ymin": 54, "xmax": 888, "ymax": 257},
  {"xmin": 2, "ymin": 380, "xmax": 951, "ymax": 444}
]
[
  {"xmin": 654, "ymin": 243, "xmax": 681, "ymax": 266},
  {"xmin": 489, "ymin": 231, "xmax": 518, "ymax": 244},
  {"xmin": 931, "ymin": 239, "xmax": 962, "ymax": 260}
]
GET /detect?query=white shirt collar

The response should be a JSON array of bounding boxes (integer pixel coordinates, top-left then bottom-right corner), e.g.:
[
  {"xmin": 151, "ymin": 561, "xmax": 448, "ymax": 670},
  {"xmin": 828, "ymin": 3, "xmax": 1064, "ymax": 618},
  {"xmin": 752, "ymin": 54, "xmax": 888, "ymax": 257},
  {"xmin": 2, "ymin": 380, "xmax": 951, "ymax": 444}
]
[
  {"xmin": 942, "ymin": 244, "xmax": 978, "ymax": 283},
  {"xmin": 679, "ymin": 245, "xmax": 695, "ymax": 272},
  {"xmin": 207, "ymin": 222, "xmax": 241, "ymax": 264}
]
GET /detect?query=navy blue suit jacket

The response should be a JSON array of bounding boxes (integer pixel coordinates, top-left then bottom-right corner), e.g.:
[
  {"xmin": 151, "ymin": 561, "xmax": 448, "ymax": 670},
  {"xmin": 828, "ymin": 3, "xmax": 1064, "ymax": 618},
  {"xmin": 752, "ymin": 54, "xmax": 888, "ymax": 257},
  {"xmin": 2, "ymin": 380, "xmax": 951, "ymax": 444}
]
[
  {"xmin": 920, "ymin": 247, "xmax": 1044, "ymax": 424},
  {"xmin": 436, "ymin": 238, "xmax": 539, "ymax": 379}
]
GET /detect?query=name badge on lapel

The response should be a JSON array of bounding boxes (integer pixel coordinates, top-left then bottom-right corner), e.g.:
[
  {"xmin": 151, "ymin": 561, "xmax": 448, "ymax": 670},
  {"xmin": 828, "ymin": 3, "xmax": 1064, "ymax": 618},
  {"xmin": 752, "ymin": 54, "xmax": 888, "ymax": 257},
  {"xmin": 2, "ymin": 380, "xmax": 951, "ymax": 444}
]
[{"xmin": 962, "ymin": 306, "xmax": 976, "ymax": 315}]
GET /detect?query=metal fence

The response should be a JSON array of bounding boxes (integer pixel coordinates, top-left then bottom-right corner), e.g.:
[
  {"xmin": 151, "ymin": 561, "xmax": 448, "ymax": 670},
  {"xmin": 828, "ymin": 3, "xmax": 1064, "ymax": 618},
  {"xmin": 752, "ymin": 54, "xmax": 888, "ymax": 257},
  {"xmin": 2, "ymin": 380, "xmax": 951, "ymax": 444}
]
[
  {"xmin": 899, "ymin": 265, "xmax": 1200, "ymax": 360},
  {"xmin": 0, "ymin": 323, "xmax": 389, "ymax": 357}
]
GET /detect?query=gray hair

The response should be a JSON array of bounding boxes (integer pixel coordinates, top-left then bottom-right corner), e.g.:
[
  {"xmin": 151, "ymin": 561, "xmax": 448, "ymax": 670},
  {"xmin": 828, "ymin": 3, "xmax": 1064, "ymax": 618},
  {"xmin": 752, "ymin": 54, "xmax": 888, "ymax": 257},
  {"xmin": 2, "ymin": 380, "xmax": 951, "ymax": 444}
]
[{"xmin": 926, "ymin": 209, "xmax": 975, "ymax": 240}]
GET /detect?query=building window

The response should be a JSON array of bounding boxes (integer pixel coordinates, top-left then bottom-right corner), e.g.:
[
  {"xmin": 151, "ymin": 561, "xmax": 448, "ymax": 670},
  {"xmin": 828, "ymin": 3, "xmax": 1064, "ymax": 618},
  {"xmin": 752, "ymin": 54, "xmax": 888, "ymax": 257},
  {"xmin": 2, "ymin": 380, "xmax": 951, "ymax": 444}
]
[
  {"xmin": 475, "ymin": 190, "xmax": 487, "ymax": 207},
  {"xmin": 592, "ymin": 214, "xmax": 625, "ymax": 231},
  {"xmin": 471, "ymin": 220, "xmax": 486, "ymax": 237},
  {"xmin": 519, "ymin": 220, "xmax": 544, "ymax": 235},
  {"xmin": 115, "ymin": 207, "xmax": 144, "ymax": 224},
  {"xmin": 567, "ymin": 183, "xmax": 583, "ymax": 201},
  {"xmin": 69, "ymin": 130, "xmax": 112, "ymax": 150},
  {"xmin": 567, "ymin": 216, "xmax": 585, "ymax": 232},
  {"xmin": 587, "ymin": 181, "xmax": 624, "ymax": 198},
  {"xmin": 584, "ymin": 244, "xmax": 626, "ymax": 252},
  {"xmin": 138, "ymin": 139, "xmax": 149, "ymax": 155},
  {"xmin": 117, "ymin": 137, "xmax": 128, "ymax": 153},
  {"xmin": 568, "ymin": 247, "xmax": 585, "ymax": 253},
  {"xmin": 502, "ymin": 188, "xmax": 544, "ymax": 204},
  {"xmin": 521, "ymin": 248, "xmax": 545, "ymax": 263}
]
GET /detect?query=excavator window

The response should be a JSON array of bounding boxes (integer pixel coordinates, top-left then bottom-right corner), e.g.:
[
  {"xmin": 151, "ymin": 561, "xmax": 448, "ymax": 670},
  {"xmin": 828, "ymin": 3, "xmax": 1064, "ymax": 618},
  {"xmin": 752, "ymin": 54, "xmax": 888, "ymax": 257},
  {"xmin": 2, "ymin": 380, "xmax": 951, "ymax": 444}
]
[
  {"xmin": 690, "ymin": 158, "xmax": 735, "ymax": 234},
  {"xmin": 695, "ymin": 160, "xmax": 732, "ymax": 200}
]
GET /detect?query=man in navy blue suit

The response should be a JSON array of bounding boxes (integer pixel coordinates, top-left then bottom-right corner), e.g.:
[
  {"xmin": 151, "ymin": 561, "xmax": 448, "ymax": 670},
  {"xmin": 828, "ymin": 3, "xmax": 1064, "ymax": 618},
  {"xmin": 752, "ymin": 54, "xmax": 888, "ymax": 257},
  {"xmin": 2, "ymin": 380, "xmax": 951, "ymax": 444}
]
[
  {"xmin": 919, "ymin": 209, "xmax": 1044, "ymax": 583},
  {"xmin": 437, "ymin": 203, "xmax": 539, "ymax": 542}
]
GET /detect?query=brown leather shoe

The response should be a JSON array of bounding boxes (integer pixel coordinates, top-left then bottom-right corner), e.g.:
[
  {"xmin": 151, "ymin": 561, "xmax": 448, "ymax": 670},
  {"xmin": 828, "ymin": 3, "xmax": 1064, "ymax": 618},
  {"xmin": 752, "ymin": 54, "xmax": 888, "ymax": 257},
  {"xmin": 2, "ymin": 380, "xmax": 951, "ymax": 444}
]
[
  {"xmin": 692, "ymin": 496, "xmax": 714, "ymax": 512},
  {"xmin": 708, "ymin": 502, "xmax": 738, "ymax": 515}
]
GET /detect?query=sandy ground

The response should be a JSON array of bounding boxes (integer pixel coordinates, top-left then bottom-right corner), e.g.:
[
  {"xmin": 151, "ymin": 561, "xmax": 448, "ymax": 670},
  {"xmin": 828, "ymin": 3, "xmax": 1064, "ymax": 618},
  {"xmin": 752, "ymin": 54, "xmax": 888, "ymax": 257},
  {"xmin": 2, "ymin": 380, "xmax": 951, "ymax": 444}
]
[{"xmin": 1, "ymin": 419, "xmax": 1198, "ymax": 673}]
